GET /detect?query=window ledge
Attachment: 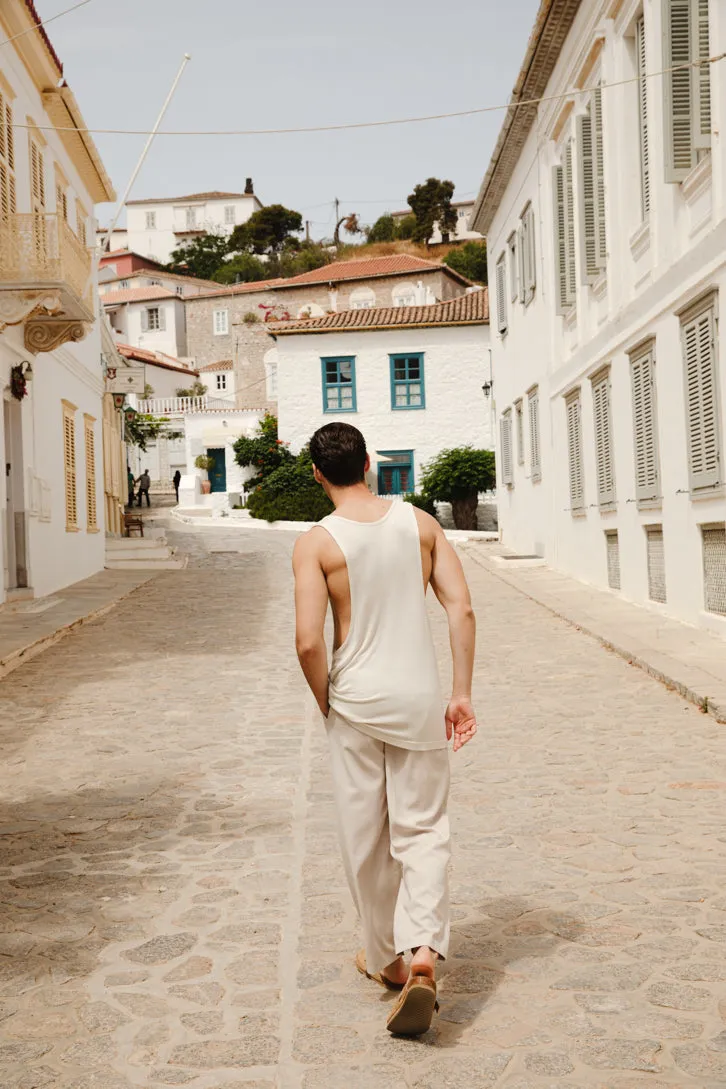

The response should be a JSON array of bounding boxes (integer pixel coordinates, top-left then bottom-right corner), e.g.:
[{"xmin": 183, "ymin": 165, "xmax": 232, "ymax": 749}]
[
  {"xmin": 629, "ymin": 220, "xmax": 651, "ymax": 260},
  {"xmin": 599, "ymin": 502, "xmax": 617, "ymax": 515},
  {"xmin": 690, "ymin": 484, "xmax": 724, "ymax": 502},
  {"xmin": 571, "ymin": 508, "xmax": 587, "ymax": 519},
  {"xmin": 681, "ymin": 153, "xmax": 712, "ymax": 205},
  {"xmin": 591, "ymin": 271, "xmax": 608, "ymax": 301},
  {"xmin": 636, "ymin": 497, "xmax": 662, "ymax": 512},
  {"xmin": 563, "ymin": 307, "xmax": 578, "ymax": 330}
]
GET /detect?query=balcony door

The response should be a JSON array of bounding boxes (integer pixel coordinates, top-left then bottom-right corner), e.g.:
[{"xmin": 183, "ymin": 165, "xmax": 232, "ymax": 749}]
[{"xmin": 3, "ymin": 395, "xmax": 27, "ymax": 591}]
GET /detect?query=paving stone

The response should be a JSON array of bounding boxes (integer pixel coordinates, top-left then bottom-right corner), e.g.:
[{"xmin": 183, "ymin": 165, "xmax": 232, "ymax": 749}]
[
  {"xmin": 0, "ymin": 1042, "xmax": 53, "ymax": 1063},
  {"xmin": 410, "ymin": 1052, "xmax": 512, "ymax": 1087},
  {"xmin": 576, "ymin": 1039, "xmax": 663, "ymax": 1071},
  {"xmin": 551, "ymin": 965, "xmax": 651, "ymax": 991},
  {"xmin": 163, "ymin": 957, "xmax": 214, "ymax": 982},
  {"xmin": 78, "ymin": 1001, "xmax": 132, "ymax": 1033},
  {"xmin": 293, "ymin": 1025, "xmax": 367, "ymax": 1062},
  {"xmin": 180, "ymin": 1011, "xmax": 224, "ymax": 1034},
  {"xmin": 646, "ymin": 982, "xmax": 712, "ymax": 1010},
  {"xmin": 524, "ymin": 1051, "xmax": 574, "ymax": 1075},
  {"xmin": 122, "ymin": 932, "xmax": 197, "ymax": 964},
  {"xmin": 168, "ymin": 1036, "xmax": 279, "ymax": 1067},
  {"xmin": 303, "ymin": 1066, "xmax": 406, "ymax": 1089},
  {"xmin": 672, "ymin": 1043, "xmax": 726, "ymax": 1078},
  {"xmin": 168, "ymin": 982, "xmax": 225, "ymax": 1006}
]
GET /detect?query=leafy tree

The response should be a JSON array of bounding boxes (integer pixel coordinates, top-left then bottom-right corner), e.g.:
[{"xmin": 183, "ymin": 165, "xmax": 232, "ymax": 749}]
[
  {"xmin": 213, "ymin": 253, "xmax": 270, "ymax": 284},
  {"xmin": 124, "ymin": 411, "xmax": 181, "ymax": 451},
  {"xmin": 277, "ymin": 242, "xmax": 332, "ymax": 278},
  {"xmin": 395, "ymin": 214, "xmax": 417, "ymax": 240},
  {"xmin": 246, "ymin": 447, "xmax": 333, "ymax": 523},
  {"xmin": 176, "ymin": 380, "xmax": 207, "ymax": 398},
  {"xmin": 366, "ymin": 214, "xmax": 397, "ymax": 243},
  {"xmin": 443, "ymin": 240, "xmax": 488, "ymax": 285},
  {"xmin": 229, "ymin": 205, "xmax": 303, "ymax": 255},
  {"xmin": 233, "ymin": 413, "xmax": 294, "ymax": 487},
  {"xmin": 166, "ymin": 233, "xmax": 230, "ymax": 280},
  {"xmin": 420, "ymin": 447, "xmax": 496, "ymax": 530},
  {"xmin": 407, "ymin": 178, "xmax": 457, "ymax": 244}
]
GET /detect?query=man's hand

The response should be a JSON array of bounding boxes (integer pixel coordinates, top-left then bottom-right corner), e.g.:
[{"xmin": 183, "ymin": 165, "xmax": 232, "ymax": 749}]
[{"xmin": 446, "ymin": 696, "xmax": 477, "ymax": 752}]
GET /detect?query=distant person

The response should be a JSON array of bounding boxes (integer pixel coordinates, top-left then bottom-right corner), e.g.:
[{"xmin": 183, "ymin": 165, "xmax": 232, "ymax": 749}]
[
  {"xmin": 293, "ymin": 422, "xmax": 477, "ymax": 1036},
  {"xmin": 127, "ymin": 466, "xmax": 135, "ymax": 508},
  {"xmin": 136, "ymin": 470, "xmax": 151, "ymax": 508},
  {"xmin": 173, "ymin": 469, "xmax": 182, "ymax": 503}
]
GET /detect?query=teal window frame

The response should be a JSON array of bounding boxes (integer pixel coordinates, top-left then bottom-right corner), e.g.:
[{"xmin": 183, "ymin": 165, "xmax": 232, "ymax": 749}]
[
  {"xmin": 321, "ymin": 356, "xmax": 357, "ymax": 413},
  {"xmin": 390, "ymin": 352, "xmax": 425, "ymax": 410},
  {"xmin": 377, "ymin": 449, "xmax": 414, "ymax": 495}
]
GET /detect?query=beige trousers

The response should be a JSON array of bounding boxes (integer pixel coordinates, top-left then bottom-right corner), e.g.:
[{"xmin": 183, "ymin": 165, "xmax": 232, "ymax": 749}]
[{"xmin": 325, "ymin": 712, "xmax": 451, "ymax": 976}]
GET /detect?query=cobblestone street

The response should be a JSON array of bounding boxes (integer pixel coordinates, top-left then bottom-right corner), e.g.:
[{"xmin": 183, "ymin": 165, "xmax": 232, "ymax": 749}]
[{"xmin": 1, "ymin": 524, "xmax": 726, "ymax": 1088}]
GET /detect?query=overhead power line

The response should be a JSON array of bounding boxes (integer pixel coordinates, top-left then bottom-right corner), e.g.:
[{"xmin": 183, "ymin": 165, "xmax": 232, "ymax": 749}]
[
  {"xmin": 0, "ymin": 0, "xmax": 97, "ymax": 49},
  {"xmin": 7, "ymin": 53, "xmax": 725, "ymax": 138}
]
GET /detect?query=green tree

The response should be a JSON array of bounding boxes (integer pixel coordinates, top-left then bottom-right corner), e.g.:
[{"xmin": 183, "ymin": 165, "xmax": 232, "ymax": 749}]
[
  {"xmin": 229, "ymin": 205, "xmax": 303, "ymax": 255},
  {"xmin": 443, "ymin": 240, "xmax": 488, "ymax": 285},
  {"xmin": 213, "ymin": 253, "xmax": 271, "ymax": 284},
  {"xmin": 124, "ymin": 411, "xmax": 181, "ymax": 451},
  {"xmin": 246, "ymin": 447, "xmax": 333, "ymax": 523},
  {"xmin": 166, "ymin": 233, "xmax": 230, "ymax": 280},
  {"xmin": 176, "ymin": 379, "xmax": 207, "ymax": 398},
  {"xmin": 277, "ymin": 242, "xmax": 332, "ymax": 278},
  {"xmin": 366, "ymin": 214, "xmax": 397, "ymax": 243},
  {"xmin": 233, "ymin": 413, "xmax": 294, "ymax": 487},
  {"xmin": 407, "ymin": 178, "xmax": 457, "ymax": 244},
  {"xmin": 420, "ymin": 447, "xmax": 496, "ymax": 530},
  {"xmin": 395, "ymin": 214, "xmax": 417, "ymax": 240}
]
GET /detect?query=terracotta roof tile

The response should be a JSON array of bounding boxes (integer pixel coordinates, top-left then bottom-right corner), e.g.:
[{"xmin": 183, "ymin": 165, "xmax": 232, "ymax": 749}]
[
  {"xmin": 101, "ymin": 286, "xmax": 177, "ymax": 305},
  {"xmin": 24, "ymin": 0, "xmax": 63, "ymax": 74},
  {"xmin": 183, "ymin": 278, "xmax": 286, "ymax": 302},
  {"xmin": 126, "ymin": 191, "xmax": 255, "ymax": 206},
  {"xmin": 116, "ymin": 343, "xmax": 198, "ymax": 375},
  {"xmin": 198, "ymin": 360, "xmax": 233, "ymax": 372},
  {"xmin": 275, "ymin": 253, "xmax": 472, "ymax": 288},
  {"xmin": 272, "ymin": 288, "xmax": 488, "ymax": 335}
]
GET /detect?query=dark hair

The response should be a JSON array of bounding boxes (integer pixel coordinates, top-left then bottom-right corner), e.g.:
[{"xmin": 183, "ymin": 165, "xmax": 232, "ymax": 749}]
[{"xmin": 309, "ymin": 423, "xmax": 367, "ymax": 487}]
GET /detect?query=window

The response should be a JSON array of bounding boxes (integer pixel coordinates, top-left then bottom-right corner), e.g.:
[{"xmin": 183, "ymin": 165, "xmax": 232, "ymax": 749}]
[
  {"xmin": 0, "ymin": 90, "xmax": 16, "ymax": 219},
  {"xmin": 149, "ymin": 278, "xmax": 162, "ymax": 286},
  {"xmin": 62, "ymin": 401, "xmax": 78, "ymax": 531},
  {"xmin": 146, "ymin": 211, "xmax": 156, "ymax": 229},
  {"xmin": 175, "ymin": 284, "xmax": 183, "ymax": 295},
  {"xmin": 224, "ymin": 205, "xmax": 235, "ymax": 225},
  {"xmin": 495, "ymin": 253, "xmax": 507, "ymax": 334},
  {"xmin": 458, "ymin": 208, "xmax": 467, "ymax": 218},
  {"xmin": 577, "ymin": 86, "xmax": 607, "ymax": 283},
  {"xmin": 350, "ymin": 287, "xmax": 376, "ymax": 310},
  {"xmin": 636, "ymin": 17, "xmax": 651, "ymax": 218},
  {"xmin": 29, "ymin": 139, "xmax": 45, "ymax": 211},
  {"xmin": 55, "ymin": 179, "xmax": 68, "ymax": 221},
  {"xmin": 681, "ymin": 295, "xmax": 721, "ymax": 492},
  {"xmin": 120, "ymin": 279, "xmax": 129, "ymax": 289},
  {"xmin": 629, "ymin": 341, "xmax": 660, "ymax": 505},
  {"xmin": 507, "ymin": 233, "xmax": 518, "ymax": 302},
  {"xmin": 142, "ymin": 307, "xmax": 165, "ymax": 332},
  {"xmin": 390, "ymin": 354, "xmax": 425, "ymax": 410},
  {"xmin": 646, "ymin": 525, "xmax": 666, "ymax": 602},
  {"xmin": 76, "ymin": 200, "xmax": 87, "ymax": 246},
  {"xmin": 378, "ymin": 451, "xmax": 413, "ymax": 495},
  {"xmin": 553, "ymin": 140, "xmax": 576, "ymax": 311},
  {"xmin": 520, "ymin": 203, "xmax": 536, "ymax": 303},
  {"xmin": 514, "ymin": 399, "xmax": 524, "ymax": 464},
  {"xmin": 392, "ymin": 282, "xmax": 417, "ymax": 307},
  {"xmin": 213, "ymin": 309, "xmax": 229, "ymax": 335},
  {"xmin": 605, "ymin": 530, "xmax": 621, "ymax": 590},
  {"xmin": 322, "ymin": 356, "xmax": 356, "ymax": 413},
  {"xmin": 185, "ymin": 206, "xmax": 197, "ymax": 229},
  {"xmin": 500, "ymin": 409, "xmax": 513, "ymax": 486},
  {"xmin": 591, "ymin": 367, "xmax": 616, "ymax": 507},
  {"xmin": 84, "ymin": 415, "xmax": 98, "ymax": 532},
  {"xmin": 702, "ymin": 524, "xmax": 726, "ymax": 615},
  {"xmin": 664, "ymin": 0, "xmax": 711, "ymax": 181},
  {"xmin": 216, "ymin": 373, "xmax": 227, "ymax": 391},
  {"xmin": 528, "ymin": 386, "xmax": 542, "ymax": 482},
  {"xmin": 566, "ymin": 390, "xmax": 585, "ymax": 512}
]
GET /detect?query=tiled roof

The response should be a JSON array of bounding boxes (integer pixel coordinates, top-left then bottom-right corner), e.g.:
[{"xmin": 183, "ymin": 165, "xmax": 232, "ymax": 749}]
[
  {"xmin": 24, "ymin": 0, "xmax": 63, "ymax": 74},
  {"xmin": 102, "ymin": 270, "xmax": 223, "ymax": 292},
  {"xmin": 198, "ymin": 360, "xmax": 233, "ymax": 372},
  {"xmin": 183, "ymin": 278, "xmax": 286, "ymax": 302},
  {"xmin": 101, "ymin": 286, "xmax": 177, "ymax": 305},
  {"xmin": 126, "ymin": 191, "xmax": 254, "ymax": 206},
  {"xmin": 272, "ymin": 289, "xmax": 488, "ymax": 335},
  {"xmin": 116, "ymin": 344, "xmax": 198, "ymax": 375},
  {"xmin": 273, "ymin": 254, "xmax": 472, "ymax": 288},
  {"xmin": 99, "ymin": 250, "xmax": 164, "ymax": 267}
]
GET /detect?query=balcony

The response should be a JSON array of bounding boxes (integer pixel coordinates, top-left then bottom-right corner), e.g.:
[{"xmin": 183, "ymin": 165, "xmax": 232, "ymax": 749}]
[
  {"xmin": 137, "ymin": 395, "xmax": 236, "ymax": 416},
  {"xmin": 0, "ymin": 212, "xmax": 94, "ymax": 352}
]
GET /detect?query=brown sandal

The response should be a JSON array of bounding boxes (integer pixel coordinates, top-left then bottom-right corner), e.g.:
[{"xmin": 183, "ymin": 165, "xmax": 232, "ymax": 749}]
[
  {"xmin": 386, "ymin": 973, "xmax": 438, "ymax": 1035},
  {"xmin": 355, "ymin": 949, "xmax": 405, "ymax": 992}
]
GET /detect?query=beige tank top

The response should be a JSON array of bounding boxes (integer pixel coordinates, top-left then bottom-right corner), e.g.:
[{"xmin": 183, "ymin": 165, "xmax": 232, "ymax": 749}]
[{"xmin": 320, "ymin": 501, "xmax": 446, "ymax": 751}]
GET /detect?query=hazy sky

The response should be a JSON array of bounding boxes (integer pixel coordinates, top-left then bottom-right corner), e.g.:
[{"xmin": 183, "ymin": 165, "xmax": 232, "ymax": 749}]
[{"xmin": 42, "ymin": 0, "xmax": 540, "ymax": 235}]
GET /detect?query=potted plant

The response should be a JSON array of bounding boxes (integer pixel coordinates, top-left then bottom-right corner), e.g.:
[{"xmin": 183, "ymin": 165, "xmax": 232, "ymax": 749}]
[
  {"xmin": 195, "ymin": 454, "xmax": 215, "ymax": 494},
  {"xmin": 419, "ymin": 447, "xmax": 496, "ymax": 531}
]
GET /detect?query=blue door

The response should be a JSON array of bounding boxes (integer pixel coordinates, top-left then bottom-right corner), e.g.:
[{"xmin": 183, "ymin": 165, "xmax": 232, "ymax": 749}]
[
  {"xmin": 207, "ymin": 448, "xmax": 227, "ymax": 492},
  {"xmin": 377, "ymin": 451, "xmax": 414, "ymax": 495}
]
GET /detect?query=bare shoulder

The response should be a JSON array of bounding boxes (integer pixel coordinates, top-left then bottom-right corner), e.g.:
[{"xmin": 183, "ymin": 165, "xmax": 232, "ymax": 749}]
[
  {"xmin": 292, "ymin": 526, "xmax": 328, "ymax": 567},
  {"xmin": 412, "ymin": 506, "xmax": 443, "ymax": 545}
]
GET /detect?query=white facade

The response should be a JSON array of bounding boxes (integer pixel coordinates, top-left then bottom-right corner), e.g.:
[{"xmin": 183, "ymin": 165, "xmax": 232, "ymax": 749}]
[
  {"xmin": 104, "ymin": 294, "xmax": 188, "ymax": 359},
  {"xmin": 99, "ymin": 268, "xmax": 219, "ymax": 299},
  {"xmin": 124, "ymin": 189, "xmax": 263, "ymax": 265},
  {"xmin": 477, "ymin": 0, "xmax": 726, "ymax": 633},
  {"xmin": 181, "ymin": 410, "xmax": 263, "ymax": 504},
  {"xmin": 0, "ymin": 1, "xmax": 115, "ymax": 603},
  {"xmin": 391, "ymin": 200, "xmax": 483, "ymax": 243},
  {"xmin": 275, "ymin": 324, "xmax": 492, "ymax": 494}
]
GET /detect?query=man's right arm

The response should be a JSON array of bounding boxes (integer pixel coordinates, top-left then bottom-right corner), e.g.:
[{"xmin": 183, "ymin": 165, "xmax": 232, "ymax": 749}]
[
  {"xmin": 429, "ymin": 522, "xmax": 477, "ymax": 752},
  {"xmin": 292, "ymin": 531, "xmax": 330, "ymax": 717}
]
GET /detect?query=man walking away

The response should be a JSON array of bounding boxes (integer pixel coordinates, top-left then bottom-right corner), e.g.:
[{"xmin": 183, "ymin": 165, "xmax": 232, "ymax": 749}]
[
  {"xmin": 292, "ymin": 422, "xmax": 477, "ymax": 1036},
  {"xmin": 173, "ymin": 469, "xmax": 181, "ymax": 503},
  {"xmin": 136, "ymin": 469, "xmax": 151, "ymax": 507},
  {"xmin": 127, "ymin": 466, "xmax": 135, "ymax": 508}
]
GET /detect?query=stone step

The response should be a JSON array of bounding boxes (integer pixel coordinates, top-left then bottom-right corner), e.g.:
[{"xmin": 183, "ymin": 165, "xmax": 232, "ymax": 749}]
[
  {"xmin": 106, "ymin": 537, "xmax": 169, "ymax": 553},
  {"xmin": 105, "ymin": 555, "xmax": 187, "ymax": 571}
]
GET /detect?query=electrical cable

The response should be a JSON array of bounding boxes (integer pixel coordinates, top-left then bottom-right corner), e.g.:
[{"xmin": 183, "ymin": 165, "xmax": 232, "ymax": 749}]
[
  {"xmin": 8, "ymin": 54, "xmax": 725, "ymax": 137},
  {"xmin": 0, "ymin": 0, "xmax": 97, "ymax": 49}
]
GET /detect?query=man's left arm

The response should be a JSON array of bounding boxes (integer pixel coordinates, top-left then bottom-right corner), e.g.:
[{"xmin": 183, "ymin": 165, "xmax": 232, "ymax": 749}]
[{"xmin": 292, "ymin": 531, "xmax": 330, "ymax": 717}]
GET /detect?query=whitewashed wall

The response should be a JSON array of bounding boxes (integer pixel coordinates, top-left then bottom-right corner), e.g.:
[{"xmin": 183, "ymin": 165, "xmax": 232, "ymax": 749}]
[
  {"xmin": 485, "ymin": 0, "xmax": 726, "ymax": 633},
  {"xmin": 276, "ymin": 324, "xmax": 492, "ymax": 492},
  {"xmin": 125, "ymin": 196, "xmax": 260, "ymax": 265},
  {"xmin": 183, "ymin": 410, "xmax": 263, "ymax": 494}
]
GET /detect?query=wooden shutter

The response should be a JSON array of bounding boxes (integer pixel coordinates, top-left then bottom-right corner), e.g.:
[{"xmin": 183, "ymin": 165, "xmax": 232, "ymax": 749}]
[
  {"xmin": 141, "ymin": 309, "xmax": 149, "ymax": 332},
  {"xmin": 591, "ymin": 369, "xmax": 616, "ymax": 506},
  {"xmin": 564, "ymin": 141, "xmax": 577, "ymax": 302},
  {"xmin": 159, "ymin": 307, "xmax": 167, "ymax": 332},
  {"xmin": 528, "ymin": 387, "xmax": 542, "ymax": 481},
  {"xmin": 63, "ymin": 405, "xmax": 78, "ymax": 530},
  {"xmin": 566, "ymin": 391, "xmax": 585, "ymax": 511},
  {"xmin": 577, "ymin": 107, "xmax": 598, "ymax": 281},
  {"xmin": 553, "ymin": 165, "xmax": 569, "ymax": 312},
  {"xmin": 520, "ymin": 204, "xmax": 536, "ymax": 302},
  {"xmin": 84, "ymin": 418, "xmax": 98, "ymax": 531},
  {"xmin": 517, "ymin": 221, "xmax": 526, "ymax": 303},
  {"xmin": 694, "ymin": 0, "xmax": 711, "ymax": 150},
  {"xmin": 526, "ymin": 204, "xmax": 536, "ymax": 299},
  {"xmin": 500, "ymin": 410, "xmax": 513, "ymax": 485},
  {"xmin": 76, "ymin": 201, "xmax": 87, "ymax": 245},
  {"xmin": 496, "ymin": 254, "xmax": 507, "ymax": 333},
  {"xmin": 665, "ymin": 0, "xmax": 696, "ymax": 181},
  {"xmin": 508, "ymin": 234, "xmax": 518, "ymax": 302},
  {"xmin": 592, "ymin": 87, "xmax": 607, "ymax": 270},
  {"xmin": 682, "ymin": 300, "xmax": 721, "ymax": 491},
  {"xmin": 630, "ymin": 344, "xmax": 660, "ymax": 503},
  {"xmin": 0, "ymin": 94, "xmax": 15, "ymax": 219},
  {"xmin": 636, "ymin": 18, "xmax": 651, "ymax": 218},
  {"xmin": 515, "ymin": 400, "xmax": 524, "ymax": 464},
  {"xmin": 30, "ymin": 141, "xmax": 45, "ymax": 209}
]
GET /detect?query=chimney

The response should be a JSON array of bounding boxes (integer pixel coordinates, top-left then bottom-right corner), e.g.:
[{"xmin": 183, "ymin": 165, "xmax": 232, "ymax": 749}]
[{"xmin": 244, "ymin": 177, "xmax": 254, "ymax": 195}]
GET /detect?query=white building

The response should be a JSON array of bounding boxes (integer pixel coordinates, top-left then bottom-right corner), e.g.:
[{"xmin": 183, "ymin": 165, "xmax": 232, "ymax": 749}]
[
  {"xmin": 472, "ymin": 0, "xmax": 725, "ymax": 632},
  {"xmin": 103, "ymin": 287, "xmax": 188, "ymax": 360},
  {"xmin": 123, "ymin": 182, "xmax": 264, "ymax": 265},
  {"xmin": 272, "ymin": 292, "xmax": 492, "ymax": 495},
  {"xmin": 391, "ymin": 200, "xmax": 483, "ymax": 244},
  {"xmin": 0, "ymin": 0, "xmax": 115, "ymax": 602},
  {"xmin": 99, "ymin": 265, "xmax": 222, "ymax": 300}
]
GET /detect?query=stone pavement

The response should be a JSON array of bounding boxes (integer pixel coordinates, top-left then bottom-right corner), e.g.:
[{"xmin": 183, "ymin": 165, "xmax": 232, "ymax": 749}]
[{"xmin": 0, "ymin": 523, "xmax": 725, "ymax": 1087}]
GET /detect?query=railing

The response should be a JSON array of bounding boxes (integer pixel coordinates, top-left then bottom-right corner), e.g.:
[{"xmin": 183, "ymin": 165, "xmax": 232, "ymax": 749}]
[
  {"xmin": 0, "ymin": 212, "xmax": 92, "ymax": 303},
  {"xmin": 138, "ymin": 396, "xmax": 209, "ymax": 415}
]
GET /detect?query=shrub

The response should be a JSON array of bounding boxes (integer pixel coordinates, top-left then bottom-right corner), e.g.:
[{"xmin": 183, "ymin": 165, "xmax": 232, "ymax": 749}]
[
  {"xmin": 233, "ymin": 414, "xmax": 294, "ymax": 487},
  {"xmin": 367, "ymin": 214, "xmax": 397, "ymax": 243},
  {"xmin": 420, "ymin": 447, "xmax": 496, "ymax": 530},
  {"xmin": 194, "ymin": 454, "xmax": 215, "ymax": 471},
  {"xmin": 444, "ymin": 240, "xmax": 488, "ymax": 285},
  {"xmin": 242, "ymin": 311, "xmax": 260, "ymax": 324},
  {"xmin": 404, "ymin": 492, "xmax": 437, "ymax": 517},
  {"xmin": 246, "ymin": 448, "xmax": 333, "ymax": 523}
]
